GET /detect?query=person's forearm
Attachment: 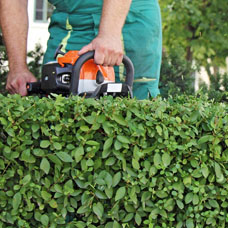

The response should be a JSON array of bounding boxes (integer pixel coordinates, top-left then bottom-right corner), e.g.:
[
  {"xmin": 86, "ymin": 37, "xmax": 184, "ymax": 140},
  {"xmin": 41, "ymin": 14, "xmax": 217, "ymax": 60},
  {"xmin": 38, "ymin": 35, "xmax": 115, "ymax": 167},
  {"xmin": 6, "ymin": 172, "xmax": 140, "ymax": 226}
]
[
  {"xmin": 0, "ymin": 0, "xmax": 28, "ymax": 72},
  {"xmin": 77, "ymin": 0, "xmax": 132, "ymax": 66},
  {"xmin": 98, "ymin": 0, "xmax": 132, "ymax": 38}
]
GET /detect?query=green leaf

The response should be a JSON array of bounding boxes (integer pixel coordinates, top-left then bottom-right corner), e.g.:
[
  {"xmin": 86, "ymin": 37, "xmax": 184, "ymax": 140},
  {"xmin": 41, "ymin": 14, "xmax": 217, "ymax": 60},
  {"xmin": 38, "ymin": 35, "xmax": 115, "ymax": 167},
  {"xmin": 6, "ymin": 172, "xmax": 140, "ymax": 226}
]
[
  {"xmin": 32, "ymin": 123, "xmax": 39, "ymax": 132},
  {"xmin": 41, "ymin": 214, "xmax": 49, "ymax": 226},
  {"xmin": 176, "ymin": 200, "xmax": 184, "ymax": 209},
  {"xmin": 186, "ymin": 218, "xmax": 194, "ymax": 228},
  {"xmin": 40, "ymin": 140, "xmax": 50, "ymax": 148},
  {"xmin": 13, "ymin": 192, "xmax": 22, "ymax": 210},
  {"xmin": 154, "ymin": 153, "xmax": 161, "ymax": 167},
  {"xmin": 193, "ymin": 194, "xmax": 199, "ymax": 205},
  {"xmin": 33, "ymin": 148, "xmax": 45, "ymax": 157},
  {"xmin": 64, "ymin": 180, "xmax": 74, "ymax": 194},
  {"xmin": 105, "ymin": 187, "xmax": 113, "ymax": 199},
  {"xmin": 75, "ymin": 179, "xmax": 89, "ymax": 189},
  {"xmin": 93, "ymin": 202, "xmax": 104, "ymax": 219},
  {"xmin": 201, "ymin": 164, "xmax": 209, "ymax": 178},
  {"xmin": 160, "ymin": 209, "xmax": 167, "ymax": 218},
  {"xmin": 156, "ymin": 190, "xmax": 168, "ymax": 199},
  {"xmin": 40, "ymin": 158, "xmax": 50, "ymax": 174},
  {"xmin": 73, "ymin": 146, "xmax": 84, "ymax": 163},
  {"xmin": 185, "ymin": 193, "xmax": 193, "ymax": 204},
  {"xmin": 95, "ymin": 178, "xmax": 106, "ymax": 186},
  {"xmin": 198, "ymin": 135, "xmax": 213, "ymax": 144},
  {"xmin": 113, "ymin": 114, "xmax": 127, "ymax": 126},
  {"xmin": 103, "ymin": 137, "xmax": 113, "ymax": 151},
  {"xmin": 86, "ymin": 159, "xmax": 94, "ymax": 166},
  {"xmin": 0, "ymin": 117, "xmax": 7, "ymax": 126},
  {"xmin": 41, "ymin": 191, "xmax": 52, "ymax": 201},
  {"xmin": 95, "ymin": 190, "xmax": 107, "ymax": 199},
  {"xmin": 209, "ymin": 199, "xmax": 220, "ymax": 208},
  {"xmin": 21, "ymin": 149, "xmax": 36, "ymax": 163},
  {"xmin": 47, "ymin": 154, "xmax": 63, "ymax": 165},
  {"xmin": 225, "ymin": 139, "xmax": 228, "ymax": 147},
  {"xmin": 54, "ymin": 184, "xmax": 62, "ymax": 193},
  {"xmin": 55, "ymin": 124, "xmax": 62, "ymax": 132},
  {"xmin": 162, "ymin": 153, "xmax": 171, "ymax": 167},
  {"xmin": 122, "ymin": 213, "xmax": 134, "ymax": 223},
  {"xmin": 206, "ymin": 217, "xmax": 216, "ymax": 225},
  {"xmin": 117, "ymin": 135, "xmax": 130, "ymax": 144},
  {"xmin": 102, "ymin": 149, "xmax": 111, "ymax": 159},
  {"xmin": 105, "ymin": 157, "xmax": 116, "ymax": 166},
  {"xmin": 177, "ymin": 221, "xmax": 183, "ymax": 228},
  {"xmin": 34, "ymin": 211, "xmax": 42, "ymax": 222},
  {"xmin": 66, "ymin": 144, "xmax": 75, "ymax": 150},
  {"xmin": 115, "ymin": 186, "xmax": 126, "ymax": 201},
  {"xmin": 164, "ymin": 198, "xmax": 175, "ymax": 211},
  {"xmin": 77, "ymin": 205, "xmax": 89, "ymax": 214},
  {"xmin": 3, "ymin": 146, "xmax": 11, "ymax": 154},
  {"xmin": 105, "ymin": 222, "xmax": 114, "ymax": 228},
  {"xmin": 125, "ymin": 204, "xmax": 135, "ymax": 213},
  {"xmin": 80, "ymin": 125, "xmax": 90, "ymax": 132},
  {"xmin": 21, "ymin": 174, "xmax": 31, "ymax": 185},
  {"xmin": 56, "ymin": 152, "xmax": 73, "ymax": 162},
  {"xmin": 214, "ymin": 162, "xmax": 223, "ymax": 180},
  {"xmin": 135, "ymin": 213, "xmax": 142, "ymax": 226},
  {"xmin": 142, "ymin": 191, "xmax": 151, "ymax": 202},
  {"xmin": 156, "ymin": 125, "xmax": 162, "ymax": 136},
  {"xmin": 183, "ymin": 176, "xmax": 192, "ymax": 185},
  {"xmin": 86, "ymin": 140, "xmax": 100, "ymax": 146},
  {"xmin": 0, "ymin": 159, "xmax": 5, "ymax": 170},
  {"xmin": 132, "ymin": 159, "xmax": 140, "ymax": 170},
  {"xmin": 49, "ymin": 199, "xmax": 58, "ymax": 208},
  {"xmin": 6, "ymin": 128, "xmax": 15, "ymax": 137},
  {"xmin": 129, "ymin": 187, "xmax": 138, "ymax": 204},
  {"xmin": 150, "ymin": 208, "xmax": 160, "ymax": 219},
  {"xmin": 176, "ymin": 116, "xmax": 182, "ymax": 123},
  {"xmin": 70, "ymin": 198, "xmax": 78, "ymax": 208},
  {"xmin": 102, "ymin": 121, "xmax": 112, "ymax": 135},
  {"xmin": 114, "ymin": 139, "xmax": 122, "ymax": 150},
  {"xmin": 104, "ymin": 172, "xmax": 113, "ymax": 188},
  {"xmin": 113, "ymin": 220, "xmax": 121, "ymax": 228},
  {"xmin": 53, "ymin": 142, "xmax": 62, "ymax": 150},
  {"xmin": 112, "ymin": 172, "xmax": 121, "ymax": 187}
]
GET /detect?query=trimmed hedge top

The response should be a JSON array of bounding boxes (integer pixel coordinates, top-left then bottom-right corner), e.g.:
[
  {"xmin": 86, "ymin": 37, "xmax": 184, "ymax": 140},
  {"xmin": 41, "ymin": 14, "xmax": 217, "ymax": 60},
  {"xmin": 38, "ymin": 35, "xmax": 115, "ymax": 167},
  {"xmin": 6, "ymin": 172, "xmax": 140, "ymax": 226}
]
[{"xmin": 0, "ymin": 94, "xmax": 228, "ymax": 228}]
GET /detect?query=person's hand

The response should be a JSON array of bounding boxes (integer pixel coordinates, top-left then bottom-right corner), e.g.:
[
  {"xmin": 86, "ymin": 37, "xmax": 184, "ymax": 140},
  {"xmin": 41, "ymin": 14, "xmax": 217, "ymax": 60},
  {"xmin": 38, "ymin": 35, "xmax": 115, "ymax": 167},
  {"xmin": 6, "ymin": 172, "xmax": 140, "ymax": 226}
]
[
  {"xmin": 6, "ymin": 68, "xmax": 37, "ymax": 96},
  {"xmin": 78, "ymin": 34, "xmax": 123, "ymax": 66}
]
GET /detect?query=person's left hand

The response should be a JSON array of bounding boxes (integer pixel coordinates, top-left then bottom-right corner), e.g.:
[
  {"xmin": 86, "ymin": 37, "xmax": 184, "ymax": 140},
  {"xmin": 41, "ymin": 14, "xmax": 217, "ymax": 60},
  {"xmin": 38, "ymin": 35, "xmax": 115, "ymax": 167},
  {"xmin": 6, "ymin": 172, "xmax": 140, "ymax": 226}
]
[{"xmin": 78, "ymin": 34, "xmax": 123, "ymax": 66}]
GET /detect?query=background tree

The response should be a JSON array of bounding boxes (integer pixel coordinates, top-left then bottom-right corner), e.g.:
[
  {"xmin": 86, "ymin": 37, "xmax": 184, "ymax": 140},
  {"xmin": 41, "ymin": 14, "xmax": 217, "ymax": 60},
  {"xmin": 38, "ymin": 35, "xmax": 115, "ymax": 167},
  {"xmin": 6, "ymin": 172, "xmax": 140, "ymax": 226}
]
[{"xmin": 159, "ymin": 0, "xmax": 228, "ymax": 75}]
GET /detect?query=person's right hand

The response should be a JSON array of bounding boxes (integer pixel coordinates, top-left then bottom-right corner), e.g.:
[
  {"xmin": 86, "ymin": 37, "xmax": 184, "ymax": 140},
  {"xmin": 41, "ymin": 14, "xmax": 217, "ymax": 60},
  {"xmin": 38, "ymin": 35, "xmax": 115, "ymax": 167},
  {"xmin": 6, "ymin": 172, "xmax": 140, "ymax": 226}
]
[{"xmin": 6, "ymin": 68, "xmax": 37, "ymax": 96}]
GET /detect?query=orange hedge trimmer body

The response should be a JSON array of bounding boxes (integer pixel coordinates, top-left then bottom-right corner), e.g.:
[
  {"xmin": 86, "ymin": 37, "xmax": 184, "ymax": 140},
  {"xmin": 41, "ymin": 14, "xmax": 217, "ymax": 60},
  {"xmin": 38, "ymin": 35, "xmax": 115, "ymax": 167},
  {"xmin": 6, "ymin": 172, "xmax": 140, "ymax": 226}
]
[{"xmin": 27, "ymin": 45, "xmax": 134, "ymax": 98}]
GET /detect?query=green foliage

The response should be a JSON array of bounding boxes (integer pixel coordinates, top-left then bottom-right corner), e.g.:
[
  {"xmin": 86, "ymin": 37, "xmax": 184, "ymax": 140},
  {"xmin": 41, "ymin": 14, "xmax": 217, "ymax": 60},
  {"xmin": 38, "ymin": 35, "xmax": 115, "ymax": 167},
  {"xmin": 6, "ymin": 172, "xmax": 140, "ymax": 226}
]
[
  {"xmin": 159, "ymin": 48, "xmax": 227, "ymax": 101},
  {"xmin": 199, "ymin": 72, "xmax": 228, "ymax": 102},
  {"xmin": 27, "ymin": 44, "xmax": 44, "ymax": 78},
  {"xmin": 0, "ymin": 47, "xmax": 8, "ymax": 95},
  {"xmin": 159, "ymin": 48, "xmax": 195, "ymax": 98},
  {"xmin": 0, "ymin": 28, "xmax": 3, "ymax": 46},
  {"xmin": 160, "ymin": 0, "xmax": 228, "ymax": 69},
  {"xmin": 0, "ymin": 94, "xmax": 227, "ymax": 227},
  {"xmin": 0, "ymin": 44, "xmax": 43, "ymax": 95}
]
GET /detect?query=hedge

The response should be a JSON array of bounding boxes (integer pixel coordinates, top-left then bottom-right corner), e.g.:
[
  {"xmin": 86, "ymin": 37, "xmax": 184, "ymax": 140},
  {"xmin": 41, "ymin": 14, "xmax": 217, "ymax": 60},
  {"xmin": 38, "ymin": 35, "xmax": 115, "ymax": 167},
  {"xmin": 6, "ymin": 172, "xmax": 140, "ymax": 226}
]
[{"xmin": 0, "ymin": 94, "xmax": 228, "ymax": 228}]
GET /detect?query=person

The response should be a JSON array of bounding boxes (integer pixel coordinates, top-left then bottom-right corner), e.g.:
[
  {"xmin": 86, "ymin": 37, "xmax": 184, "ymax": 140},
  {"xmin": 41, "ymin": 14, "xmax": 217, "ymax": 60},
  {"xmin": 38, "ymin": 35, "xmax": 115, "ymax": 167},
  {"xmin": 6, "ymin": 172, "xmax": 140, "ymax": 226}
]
[{"xmin": 0, "ymin": 0, "xmax": 162, "ymax": 99}]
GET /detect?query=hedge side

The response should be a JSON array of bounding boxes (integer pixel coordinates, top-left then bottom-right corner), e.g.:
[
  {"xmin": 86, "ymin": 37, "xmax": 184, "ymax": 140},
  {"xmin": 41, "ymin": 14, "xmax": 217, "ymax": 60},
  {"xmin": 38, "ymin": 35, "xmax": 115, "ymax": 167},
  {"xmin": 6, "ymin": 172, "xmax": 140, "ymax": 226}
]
[{"xmin": 0, "ymin": 94, "xmax": 228, "ymax": 228}]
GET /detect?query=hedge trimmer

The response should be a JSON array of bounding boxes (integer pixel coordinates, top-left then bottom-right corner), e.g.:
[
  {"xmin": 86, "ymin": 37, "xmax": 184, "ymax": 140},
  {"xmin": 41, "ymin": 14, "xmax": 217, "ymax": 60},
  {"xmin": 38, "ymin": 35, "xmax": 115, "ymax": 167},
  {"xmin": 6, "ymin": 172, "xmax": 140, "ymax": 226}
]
[{"xmin": 27, "ymin": 45, "xmax": 134, "ymax": 98}]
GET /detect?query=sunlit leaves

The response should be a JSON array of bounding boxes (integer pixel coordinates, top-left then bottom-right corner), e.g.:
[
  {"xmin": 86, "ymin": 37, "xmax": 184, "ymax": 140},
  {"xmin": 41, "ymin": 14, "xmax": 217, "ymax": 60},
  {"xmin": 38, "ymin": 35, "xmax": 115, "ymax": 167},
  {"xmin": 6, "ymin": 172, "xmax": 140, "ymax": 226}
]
[{"xmin": 0, "ymin": 94, "xmax": 227, "ymax": 227}]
